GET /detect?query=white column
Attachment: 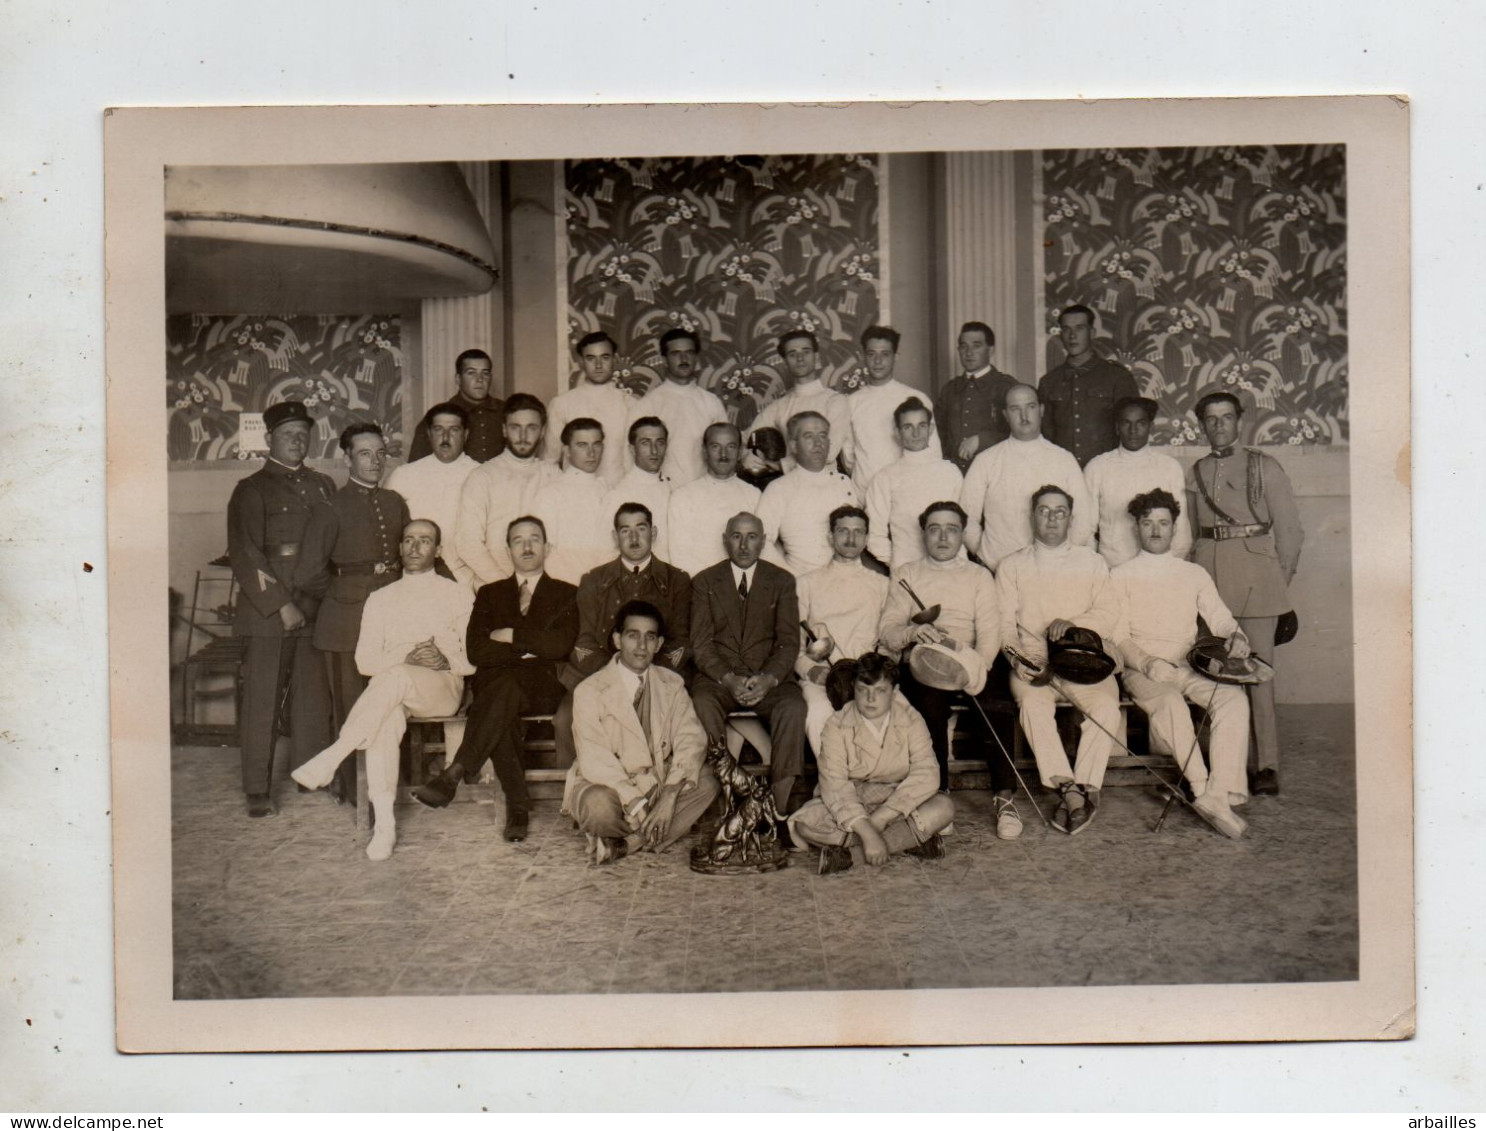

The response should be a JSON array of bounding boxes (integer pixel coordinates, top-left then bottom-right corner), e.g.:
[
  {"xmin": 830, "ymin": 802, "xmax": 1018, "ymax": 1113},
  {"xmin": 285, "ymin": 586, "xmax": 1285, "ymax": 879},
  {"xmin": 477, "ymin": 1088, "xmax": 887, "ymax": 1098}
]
[
  {"xmin": 419, "ymin": 161, "xmax": 502, "ymax": 413},
  {"xmin": 942, "ymin": 152, "xmax": 1021, "ymax": 378}
]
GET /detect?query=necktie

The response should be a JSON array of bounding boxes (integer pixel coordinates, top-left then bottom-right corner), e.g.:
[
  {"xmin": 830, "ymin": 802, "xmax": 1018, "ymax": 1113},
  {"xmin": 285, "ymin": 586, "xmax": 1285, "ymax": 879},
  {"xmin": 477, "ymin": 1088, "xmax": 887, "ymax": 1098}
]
[
  {"xmin": 519, "ymin": 579, "xmax": 531, "ymax": 615},
  {"xmin": 738, "ymin": 572, "xmax": 749, "ymax": 601},
  {"xmin": 633, "ymin": 678, "xmax": 652, "ymax": 742}
]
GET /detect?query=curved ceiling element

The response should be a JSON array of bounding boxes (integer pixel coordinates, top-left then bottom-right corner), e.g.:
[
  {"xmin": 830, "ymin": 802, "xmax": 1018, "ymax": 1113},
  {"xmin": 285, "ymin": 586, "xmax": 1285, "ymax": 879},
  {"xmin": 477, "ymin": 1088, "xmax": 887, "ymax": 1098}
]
[{"xmin": 165, "ymin": 163, "xmax": 498, "ymax": 313}]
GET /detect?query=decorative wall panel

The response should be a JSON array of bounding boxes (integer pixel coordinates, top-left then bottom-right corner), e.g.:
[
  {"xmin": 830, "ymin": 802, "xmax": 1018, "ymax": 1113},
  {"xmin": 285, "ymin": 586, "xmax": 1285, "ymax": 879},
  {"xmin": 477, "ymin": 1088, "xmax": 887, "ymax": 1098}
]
[
  {"xmin": 565, "ymin": 155, "xmax": 881, "ymax": 429},
  {"xmin": 1042, "ymin": 145, "xmax": 1347, "ymax": 446},
  {"xmin": 166, "ymin": 313, "xmax": 405, "ymax": 461}
]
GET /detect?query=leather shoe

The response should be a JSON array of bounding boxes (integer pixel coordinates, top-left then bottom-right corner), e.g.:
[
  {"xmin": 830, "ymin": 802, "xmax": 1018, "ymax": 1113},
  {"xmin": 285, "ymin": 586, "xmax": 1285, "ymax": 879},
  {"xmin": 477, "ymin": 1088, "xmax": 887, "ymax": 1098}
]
[
  {"xmin": 412, "ymin": 770, "xmax": 460, "ymax": 810},
  {"xmin": 246, "ymin": 793, "xmax": 277, "ymax": 818},
  {"xmin": 503, "ymin": 809, "xmax": 529, "ymax": 842},
  {"xmin": 817, "ymin": 845, "xmax": 854, "ymax": 875},
  {"xmin": 903, "ymin": 834, "xmax": 946, "ymax": 861},
  {"xmin": 1252, "ymin": 768, "xmax": 1280, "ymax": 796},
  {"xmin": 593, "ymin": 835, "xmax": 629, "ymax": 865}
]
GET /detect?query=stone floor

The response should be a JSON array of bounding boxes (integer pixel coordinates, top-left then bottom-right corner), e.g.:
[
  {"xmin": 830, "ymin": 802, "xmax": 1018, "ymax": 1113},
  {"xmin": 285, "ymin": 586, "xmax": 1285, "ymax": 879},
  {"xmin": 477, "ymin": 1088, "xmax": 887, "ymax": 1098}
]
[{"xmin": 171, "ymin": 704, "xmax": 1357, "ymax": 999}]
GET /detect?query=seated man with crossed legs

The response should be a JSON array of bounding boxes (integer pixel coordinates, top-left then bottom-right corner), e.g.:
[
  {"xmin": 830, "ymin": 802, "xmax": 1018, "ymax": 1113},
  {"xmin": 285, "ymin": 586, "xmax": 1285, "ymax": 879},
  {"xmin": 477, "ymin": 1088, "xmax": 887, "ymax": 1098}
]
[
  {"xmin": 564, "ymin": 600, "xmax": 720, "ymax": 864},
  {"xmin": 292, "ymin": 520, "xmax": 474, "ymax": 861}
]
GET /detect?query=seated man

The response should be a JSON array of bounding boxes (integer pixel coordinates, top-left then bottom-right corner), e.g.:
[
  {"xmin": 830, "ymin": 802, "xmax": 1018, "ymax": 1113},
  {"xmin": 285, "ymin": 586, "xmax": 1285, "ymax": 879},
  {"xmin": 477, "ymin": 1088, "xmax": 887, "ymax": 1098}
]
[
  {"xmin": 879, "ymin": 502, "xmax": 1020, "ymax": 837},
  {"xmin": 690, "ymin": 512, "xmax": 808, "ymax": 814},
  {"xmin": 789, "ymin": 653, "xmax": 955, "ymax": 875},
  {"xmin": 563, "ymin": 600, "xmax": 720, "ymax": 865},
  {"xmin": 552, "ymin": 501, "xmax": 692, "ymax": 766},
  {"xmin": 1111, "ymin": 488, "xmax": 1251, "ymax": 838},
  {"xmin": 413, "ymin": 516, "xmax": 579, "ymax": 842},
  {"xmin": 291, "ymin": 520, "xmax": 475, "ymax": 861},
  {"xmin": 996, "ymin": 484, "xmax": 1122, "ymax": 835},
  {"xmin": 795, "ymin": 505, "xmax": 889, "ymax": 755}
]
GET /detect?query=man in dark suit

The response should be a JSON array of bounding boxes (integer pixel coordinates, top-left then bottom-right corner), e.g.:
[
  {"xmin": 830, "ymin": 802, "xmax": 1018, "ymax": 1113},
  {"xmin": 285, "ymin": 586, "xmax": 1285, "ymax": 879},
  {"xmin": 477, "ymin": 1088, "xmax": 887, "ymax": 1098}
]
[
  {"xmin": 413, "ymin": 515, "xmax": 579, "ymax": 841},
  {"xmin": 227, "ymin": 399, "xmax": 337, "ymax": 817},
  {"xmin": 690, "ymin": 511, "xmax": 807, "ymax": 813},
  {"xmin": 551, "ymin": 501, "xmax": 692, "ymax": 768}
]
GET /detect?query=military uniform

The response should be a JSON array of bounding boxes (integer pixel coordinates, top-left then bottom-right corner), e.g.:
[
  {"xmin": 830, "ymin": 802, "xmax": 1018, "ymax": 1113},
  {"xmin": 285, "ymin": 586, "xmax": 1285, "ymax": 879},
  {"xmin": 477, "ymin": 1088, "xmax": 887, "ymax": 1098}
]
[
  {"xmin": 1038, "ymin": 356, "xmax": 1139, "ymax": 467},
  {"xmin": 935, "ymin": 364, "xmax": 1019, "ymax": 473},
  {"xmin": 227, "ymin": 457, "xmax": 337, "ymax": 797},
  {"xmin": 302, "ymin": 480, "xmax": 411, "ymax": 727},
  {"xmin": 1187, "ymin": 446, "xmax": 1305, "ymax": 776},
  {"xmin": 408, "ymin": 391, "xmax": 506, "ymax": 463}
]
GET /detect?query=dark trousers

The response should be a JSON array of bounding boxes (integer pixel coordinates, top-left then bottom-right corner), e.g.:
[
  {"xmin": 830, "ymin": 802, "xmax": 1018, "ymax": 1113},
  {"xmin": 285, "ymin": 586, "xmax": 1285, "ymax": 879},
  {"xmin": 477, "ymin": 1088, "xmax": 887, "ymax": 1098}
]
[
  {"xmin": 449, "ymin": 664, "xmax": 564, "ymax": 813},
  {"xmin": 899, "ymin": 659, "xmax": 1017, "ymax": 793},
  {"xmin": 321, "ymin": 649, "xmax": 366, "ymax": 794},
  {"xmin": 239, "ymin": 634, "xmax": 331, "ymax": 795},
  {"xmin": 690, "ymin": 675, "xmax": 806, "ymax": 789}
]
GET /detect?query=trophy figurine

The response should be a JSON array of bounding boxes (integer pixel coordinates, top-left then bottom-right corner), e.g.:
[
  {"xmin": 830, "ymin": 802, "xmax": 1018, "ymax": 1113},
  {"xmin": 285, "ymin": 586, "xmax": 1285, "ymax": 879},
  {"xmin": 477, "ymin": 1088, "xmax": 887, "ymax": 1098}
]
[{"xmin": 689, "ymin": 736, "xmax": 790, "ymax": 874}]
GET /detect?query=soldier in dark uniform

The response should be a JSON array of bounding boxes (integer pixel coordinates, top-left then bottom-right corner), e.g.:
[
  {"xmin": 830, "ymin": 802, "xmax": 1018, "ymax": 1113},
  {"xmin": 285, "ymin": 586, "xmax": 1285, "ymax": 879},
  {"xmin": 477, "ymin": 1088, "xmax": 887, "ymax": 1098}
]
[
  {"xmin": 226, "ymin": 400, "xmax": 337, "ymax": 817},
  {"xmin": 1038, "ymin": 304, "xmax": 1139, "ymax": 467},
  {"xmin": 408, "ymin": 348, "xmax": 505, "ymax": 463},
  {"xmin": 301, "ymin": 423, "xmax": 410, "ymax": 798},
  {"xmin": 936, "ymin": 321, "xmax": 1019, "ymax": 473}
]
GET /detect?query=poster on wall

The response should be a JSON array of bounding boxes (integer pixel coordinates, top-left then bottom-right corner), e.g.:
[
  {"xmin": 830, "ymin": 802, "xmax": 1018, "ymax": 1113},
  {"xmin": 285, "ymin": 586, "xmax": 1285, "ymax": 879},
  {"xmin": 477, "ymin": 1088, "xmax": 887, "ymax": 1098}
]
[{"xmin": 104, "ymin": 99, "xmax": 1410, "ymax": 1053}]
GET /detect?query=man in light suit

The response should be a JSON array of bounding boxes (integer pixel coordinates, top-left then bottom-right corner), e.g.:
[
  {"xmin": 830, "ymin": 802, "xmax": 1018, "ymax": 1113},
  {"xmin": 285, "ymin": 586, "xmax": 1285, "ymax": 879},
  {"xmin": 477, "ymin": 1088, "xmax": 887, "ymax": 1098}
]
[
  {"xmin": 564, "ymin": 600, "xmax": 720, "ymax": 865},
  {"xmin": 689, "ymin": 512, "xmax": 807, "ymax": 813}
]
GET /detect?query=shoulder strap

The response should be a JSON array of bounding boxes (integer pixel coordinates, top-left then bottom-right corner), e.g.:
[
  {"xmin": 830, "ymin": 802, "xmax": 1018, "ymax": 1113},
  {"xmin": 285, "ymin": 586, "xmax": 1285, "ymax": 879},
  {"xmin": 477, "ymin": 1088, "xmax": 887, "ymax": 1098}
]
[
  {"xmin": 1192, "ymin": 457, "xmax": 1242, "ymax": 526},
  {"xmin": 1245, "ymin": 449, "xmax": 1268, "ymax": 518}
]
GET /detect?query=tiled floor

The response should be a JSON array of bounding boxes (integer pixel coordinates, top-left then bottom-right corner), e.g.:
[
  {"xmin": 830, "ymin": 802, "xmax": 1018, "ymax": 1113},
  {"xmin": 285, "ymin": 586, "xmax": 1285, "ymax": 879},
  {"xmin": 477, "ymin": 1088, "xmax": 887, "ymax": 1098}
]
[{"xmin": 172, "ymin": 704, "xmax": 1358, "ymax": 998}]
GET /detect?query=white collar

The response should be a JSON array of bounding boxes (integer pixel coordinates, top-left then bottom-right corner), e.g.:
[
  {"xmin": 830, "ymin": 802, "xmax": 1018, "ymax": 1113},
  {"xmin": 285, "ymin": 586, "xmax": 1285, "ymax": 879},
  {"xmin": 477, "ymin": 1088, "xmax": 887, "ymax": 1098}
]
[
  {"xmin": 901, "ymin": 445, "xmax": 937, "ymax": 464},
  {"xmin": 620, "ymin": 555, "xmax": 653, "ymax": 574},
  {"xmin": 610, "ymin": 654, "xmax": 646, "ymax": 698},
  {"xmin": 729, "ymin": 562, "xmax": 758, "ymax": 588},
  {"xmin": 514, "ymin": 568, "xmax": 545, "ymax": 587}
]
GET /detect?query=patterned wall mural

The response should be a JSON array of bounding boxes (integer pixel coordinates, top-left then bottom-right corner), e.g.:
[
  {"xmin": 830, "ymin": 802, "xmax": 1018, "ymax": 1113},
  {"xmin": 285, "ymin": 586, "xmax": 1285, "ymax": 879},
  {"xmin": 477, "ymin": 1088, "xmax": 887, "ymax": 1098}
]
[
  {"xmin": 564, "ymin": 155, "xmax": 882, "ymax": 429},
  {"xmin": 165, "ymin": 314, "xmax": 405, "ymax": 462},
  {"xmin": 1042, "ymin": 145, "xmax": 1347, "ymax": 447}
]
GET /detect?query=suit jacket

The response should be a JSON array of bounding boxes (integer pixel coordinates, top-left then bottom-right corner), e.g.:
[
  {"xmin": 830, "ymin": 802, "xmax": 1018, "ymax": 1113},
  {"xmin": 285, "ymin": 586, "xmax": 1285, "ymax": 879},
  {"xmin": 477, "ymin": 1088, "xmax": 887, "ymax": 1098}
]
[
  {"xmin": 226, "ymin": 460, "xmax": 336, "ymax": 638},
  {"xmin": 562, "ymin": 657, "xmax": 708, "ymax": 812},
  {"xmin": 689, "ymin": 559, "xmax": 800, "ymax": 685},
  {"xmin": 568, "ymin": 555, "xmax": 692, "ymax": 681},
  {"xmin": 466, "ymin": 572, "xmax": 579, "ymax": 684}
]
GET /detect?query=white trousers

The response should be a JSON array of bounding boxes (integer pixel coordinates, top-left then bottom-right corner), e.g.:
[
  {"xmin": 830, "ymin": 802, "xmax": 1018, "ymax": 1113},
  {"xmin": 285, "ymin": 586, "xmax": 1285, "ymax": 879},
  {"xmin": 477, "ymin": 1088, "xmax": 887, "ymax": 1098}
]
[
  {"xmin": 1010, "ymin": 674, "xmax": 1121, "ymax": 789},
  {"xmin": 300, "ymin": 664, "xmax": 463, "ymax": 806},
  {"xmin": 1122, "ymin": 666, "xmax": 1250, "ymax": 798}
]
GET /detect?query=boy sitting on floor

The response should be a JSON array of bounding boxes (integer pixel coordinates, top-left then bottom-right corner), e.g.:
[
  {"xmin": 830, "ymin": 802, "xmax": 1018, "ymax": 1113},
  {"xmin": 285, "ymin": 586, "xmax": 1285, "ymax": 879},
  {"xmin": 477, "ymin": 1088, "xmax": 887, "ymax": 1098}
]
[{"xmin": 788, "ymin": 652, "xmax": 956, "ymax": 874}]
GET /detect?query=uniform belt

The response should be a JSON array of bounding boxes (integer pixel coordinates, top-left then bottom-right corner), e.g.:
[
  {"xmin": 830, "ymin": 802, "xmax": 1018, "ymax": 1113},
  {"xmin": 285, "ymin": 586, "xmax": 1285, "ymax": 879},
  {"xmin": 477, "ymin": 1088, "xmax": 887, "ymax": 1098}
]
[
  {"xmin": 267, "ymin": 543, "xmax": 300, "ymax": 557},
  {"xmin": 1199, "ymin": 522, "xmax": 1271, "ymax": 541},
  {"xmin": 331, "ymin": 560, "xmax": 401, "ymax": 576}
]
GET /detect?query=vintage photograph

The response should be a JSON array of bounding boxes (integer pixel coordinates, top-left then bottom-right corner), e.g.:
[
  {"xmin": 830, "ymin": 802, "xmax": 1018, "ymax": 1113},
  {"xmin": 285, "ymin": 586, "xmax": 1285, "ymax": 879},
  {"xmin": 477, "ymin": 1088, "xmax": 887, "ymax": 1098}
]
[{"xmin": 107, "ymin": 99, "xmax": 1411, "ymax": 1051}]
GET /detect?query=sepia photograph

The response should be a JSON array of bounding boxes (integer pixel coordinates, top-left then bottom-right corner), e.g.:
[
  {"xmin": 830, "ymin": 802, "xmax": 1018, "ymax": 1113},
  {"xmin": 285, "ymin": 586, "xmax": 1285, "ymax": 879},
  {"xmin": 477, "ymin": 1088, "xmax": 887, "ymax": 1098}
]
[{"xmin": 105, "ymin": 98, "xmax": 1411, "ymax": 1052}]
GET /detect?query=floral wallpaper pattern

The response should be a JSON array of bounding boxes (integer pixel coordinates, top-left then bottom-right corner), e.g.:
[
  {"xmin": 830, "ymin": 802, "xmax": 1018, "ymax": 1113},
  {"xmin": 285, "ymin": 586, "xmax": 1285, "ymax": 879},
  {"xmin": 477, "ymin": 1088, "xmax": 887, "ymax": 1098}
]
[
  {"xmin": 1042, "ymin": 145, "xmax": 1347, "ymax": 446},
  {"xmin": 166, "ymin": 314, "xmax": 405, "ymax": 461},
  {"xmin": 564, "ymin": 155, "xmax": 882, "ymax": 429}
]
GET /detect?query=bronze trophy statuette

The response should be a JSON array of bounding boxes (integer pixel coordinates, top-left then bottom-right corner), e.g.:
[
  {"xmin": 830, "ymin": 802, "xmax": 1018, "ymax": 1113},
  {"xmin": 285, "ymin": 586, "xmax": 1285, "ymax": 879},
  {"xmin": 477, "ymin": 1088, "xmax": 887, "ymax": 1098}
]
[{"xmin": 690, "ymin": 737, "xmax": 789, "ymax": 874}]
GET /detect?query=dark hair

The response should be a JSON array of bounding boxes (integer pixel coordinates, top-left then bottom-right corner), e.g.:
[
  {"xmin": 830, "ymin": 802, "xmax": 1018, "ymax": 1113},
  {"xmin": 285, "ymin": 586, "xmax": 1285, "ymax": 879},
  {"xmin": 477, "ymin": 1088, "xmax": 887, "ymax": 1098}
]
[
  {"xmin": 575, "ymin": 330, "xmax": 617, "ymax": 355},
  {"xmin": 1031, "ymin": 484, "xmax": 1074, "ymax": 512},
  {"xmin": 403, "ymin": 518, "xmax": 442, "ymax": 547},
  {"xmin": 502, "ymin": 392, "xmax": 547, "ymax": 425},
  {"xmin": 853, "ymin": 651, "xmax": 899, "ymax": 688},
  {"xmin": 785, "ymin": 409, "xmax": 830, "ymax": 440},
  {"xmin": 860, "ymin": 324, "xmax": 901, "ymax": 351},
  {"xmin": 893, "ymin": 395, "xmax": 932, "ymax": 427},
  {"xmin": 918, "ymin": 500, "xmax": 968, "ymax": 529},
  {"xmin": 1113, "ymin": 396, "xmax": 1159, "ymax": 422},
  {"xmin": 1127, "ymin": 488, "xmax": 1182, "ymax": 522},
  {"xmin": 778, "ymin": 328, "xmax": 819, "ymax": 353},
  {"xmin": 560, "ymin": 416, "xmax": 604, "ymax": 447},
  {"xmin": 506, "ymin": 514, "xmax": 547, "ymax": 542},
  {"xmin": 455, "ymin": 348, "xmax": 493, "ymax": 373},
  {"xmin": 1058, "ymin": 304, "xmax": 1097, "ymax": 327},
  {"xmin": 613, "ymin": 502, "xmax": 653, "ymax": 528},
  {"xmin": 1195, "ymin": 391, "xmax": 1245, "ymax": 421},
  {"xmin": 628, "ymin": 415, "xmax": 668, "ymax": 445},
  {"xmin": 612, "ymin": 598, "xmax": 666, "ymax": 640},
  {"xmin": 749, "ymin": 426, "xmax": 787, "ymax": 462},
  {"xmin": 828, "ymin": 504, "xmax": 869, "ymax": 534},
  {"xmin": 959, "ymin": 321, "xmax": 995, "ymax": 347},
  {"xmin": 659, "ymin": 327, "xmax": 701, "ymax": 355},
  {"xmin": 424, "ymin": 401, "xmax": 471, "ymax": 430},
  {"xmin": 338, "ymin": 421, "xmax": 384, "ymax": 453},
  {"xmin": 703, "ymin": 421, "xmax": 742, "ymax": 449}
]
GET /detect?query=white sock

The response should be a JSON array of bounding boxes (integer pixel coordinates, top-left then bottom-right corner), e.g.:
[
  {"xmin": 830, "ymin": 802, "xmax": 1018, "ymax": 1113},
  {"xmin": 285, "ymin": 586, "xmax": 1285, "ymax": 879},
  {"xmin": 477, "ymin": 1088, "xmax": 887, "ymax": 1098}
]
[{"xmin": 366, "ymin": 819, "xmax": 396, "ymax": 861}]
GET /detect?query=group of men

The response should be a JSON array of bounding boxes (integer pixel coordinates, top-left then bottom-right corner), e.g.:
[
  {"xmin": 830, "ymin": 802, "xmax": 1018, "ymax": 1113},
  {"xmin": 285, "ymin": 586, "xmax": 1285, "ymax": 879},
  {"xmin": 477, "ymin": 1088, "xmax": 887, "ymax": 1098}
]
[{"xmin": 227, "ymin": 305, "xmax": 1304, "ymax": 872}]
